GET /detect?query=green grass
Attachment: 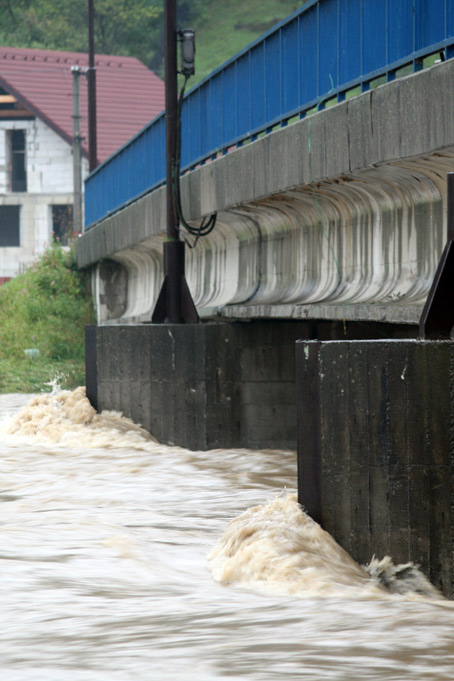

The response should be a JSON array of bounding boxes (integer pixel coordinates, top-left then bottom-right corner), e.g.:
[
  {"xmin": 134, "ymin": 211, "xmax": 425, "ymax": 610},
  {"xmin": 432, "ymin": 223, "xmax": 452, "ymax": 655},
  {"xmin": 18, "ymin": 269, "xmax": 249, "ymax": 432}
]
[
  {"xmin": 189, "ymin": 0, "xmax": 303, "ymax": 84},
  {"xmin": 0, "ymin": 357, "xmax": 86, "ymax": 393},
  {"xmin": 0, "ymin": 243, "xmax": 95, "ymax": 393}
]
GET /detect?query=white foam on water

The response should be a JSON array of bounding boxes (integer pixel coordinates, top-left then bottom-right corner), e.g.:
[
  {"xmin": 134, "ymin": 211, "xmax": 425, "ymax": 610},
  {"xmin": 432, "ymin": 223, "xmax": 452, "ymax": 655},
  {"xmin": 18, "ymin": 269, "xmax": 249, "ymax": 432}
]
[
  {"xmin": 1, "ymin": 386, "xmax": 159, "ymax": 450},
  {"xmin": 1, "ymin": 388, "xmax": 453, "ymax": 680},
  {"xmin": 2, "ymin": 388, "xmax": 448, "ymax": 605},
  {"xmin": 209, "ymin": 493, "xmax": 446, "ymax": 601}
]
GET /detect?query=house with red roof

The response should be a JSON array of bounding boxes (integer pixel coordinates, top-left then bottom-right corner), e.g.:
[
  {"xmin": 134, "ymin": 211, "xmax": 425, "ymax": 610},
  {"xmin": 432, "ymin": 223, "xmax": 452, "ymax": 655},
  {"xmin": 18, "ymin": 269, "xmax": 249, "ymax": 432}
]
[{"xmin": 0, "ymin": 46, "xmax": 164, "ymax": 282}]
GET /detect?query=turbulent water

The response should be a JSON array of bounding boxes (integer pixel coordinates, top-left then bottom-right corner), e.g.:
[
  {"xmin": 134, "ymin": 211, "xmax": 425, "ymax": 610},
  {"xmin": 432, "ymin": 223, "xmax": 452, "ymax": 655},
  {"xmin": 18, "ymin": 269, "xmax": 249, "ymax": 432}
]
[{"xmin": 1, "ymin": 388, "xmax": 454, "ymax": 680}]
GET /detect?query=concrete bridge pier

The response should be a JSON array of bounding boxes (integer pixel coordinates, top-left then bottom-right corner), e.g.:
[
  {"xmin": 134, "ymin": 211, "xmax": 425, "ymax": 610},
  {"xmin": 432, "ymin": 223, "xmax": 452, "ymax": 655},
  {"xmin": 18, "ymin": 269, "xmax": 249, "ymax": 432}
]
[
  {"xmin": 86, "ymin": 320, "xmax": 314, "ymax": 451},
  {"xmin": 85, "ymin": 318, "xmax": 416, "ymax": 451},
  {"xmin": 296, "ymin": 339, "xmax": 454, "ymax": 597}
]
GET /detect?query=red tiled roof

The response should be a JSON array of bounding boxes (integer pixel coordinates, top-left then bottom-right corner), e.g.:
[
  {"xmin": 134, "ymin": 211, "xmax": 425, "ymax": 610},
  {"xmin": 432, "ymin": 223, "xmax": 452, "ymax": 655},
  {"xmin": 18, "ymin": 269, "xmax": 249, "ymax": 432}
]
[{"xmin": 0, "ymin": 46, "xmax": 165, "ymax": 163}]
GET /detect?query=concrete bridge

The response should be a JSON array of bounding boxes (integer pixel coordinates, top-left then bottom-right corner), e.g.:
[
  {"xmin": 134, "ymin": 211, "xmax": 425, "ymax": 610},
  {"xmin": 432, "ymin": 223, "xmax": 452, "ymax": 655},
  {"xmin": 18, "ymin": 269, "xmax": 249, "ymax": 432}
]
[
  {"xmin": 77, "ymin": 1, "xmax": 454, "ymax": 596},
  {"xmin": 76, "ymin": 1, "xmax": 454, "ymax": 330},
  {"xmin": 77, "ymin": 58, "xmax": 454, "ymax": 327}
]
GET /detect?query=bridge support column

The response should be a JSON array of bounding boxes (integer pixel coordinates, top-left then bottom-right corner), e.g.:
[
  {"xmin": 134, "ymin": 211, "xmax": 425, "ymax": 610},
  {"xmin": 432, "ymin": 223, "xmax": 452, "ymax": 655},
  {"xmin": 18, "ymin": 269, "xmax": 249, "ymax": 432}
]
[
  {"xmin": 86, "ymin": 321, "xmax": 312, "ymax": 451},
  {"xmin": 296, "ymin": 339, "xmax": 454, "ymax": 597}
]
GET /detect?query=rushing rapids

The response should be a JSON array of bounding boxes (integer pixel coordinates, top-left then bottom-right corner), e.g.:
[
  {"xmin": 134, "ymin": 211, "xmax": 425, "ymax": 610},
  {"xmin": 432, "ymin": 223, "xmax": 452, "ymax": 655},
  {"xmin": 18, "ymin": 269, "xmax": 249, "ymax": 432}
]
[
  {"xmin": 208, "ymin": 494, "xmax": 442, "ymax": 600},
  {"xmin": 0, "ymin": 388, "xmax": 453, "ymax": 680}
]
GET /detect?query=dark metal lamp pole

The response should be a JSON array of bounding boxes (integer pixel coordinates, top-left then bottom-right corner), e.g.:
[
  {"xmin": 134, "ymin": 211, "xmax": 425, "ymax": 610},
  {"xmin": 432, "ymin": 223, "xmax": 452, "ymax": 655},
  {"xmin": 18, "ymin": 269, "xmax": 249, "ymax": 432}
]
[{"xmin": 152, "ymin": 0, "xmax": 198, "ymax": 324}]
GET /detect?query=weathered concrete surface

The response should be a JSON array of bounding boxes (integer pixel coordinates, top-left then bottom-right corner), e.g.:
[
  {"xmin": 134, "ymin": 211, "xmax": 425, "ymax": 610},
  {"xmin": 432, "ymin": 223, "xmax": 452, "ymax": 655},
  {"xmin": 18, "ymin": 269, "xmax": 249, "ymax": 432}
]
[
  {"xmin": 76, "ymin": 60, "xmax": 454, "ymax": 325},
  {"xmin": 88, "ymin": 320, "xmax": 418, "ymax": 451},
  {"xmin": 296, "ymin": 339, "xmax": 454, "ymax": 597},
  {"xmin": 91, "ymin": 321, "xmax": 303, "ymax": 450}
]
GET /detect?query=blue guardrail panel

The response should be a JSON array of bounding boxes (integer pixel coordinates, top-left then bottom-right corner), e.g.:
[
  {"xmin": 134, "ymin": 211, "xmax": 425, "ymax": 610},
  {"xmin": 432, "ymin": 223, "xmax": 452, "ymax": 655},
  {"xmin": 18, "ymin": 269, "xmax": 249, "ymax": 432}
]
[{"xmin": 85, "ymin": 0, "xmax": 454, "ymax": 228}]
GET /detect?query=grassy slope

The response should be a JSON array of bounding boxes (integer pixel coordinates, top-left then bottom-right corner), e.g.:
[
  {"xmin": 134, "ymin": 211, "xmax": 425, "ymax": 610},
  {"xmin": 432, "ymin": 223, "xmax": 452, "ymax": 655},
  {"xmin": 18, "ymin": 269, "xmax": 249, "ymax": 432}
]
[
  {"xmin": 190, "ymin": 0, "xmax": 302, "ymax": 84},
  {"xmin": 0, "ymin": 244, "xmax": 95, "ymax": 393}
]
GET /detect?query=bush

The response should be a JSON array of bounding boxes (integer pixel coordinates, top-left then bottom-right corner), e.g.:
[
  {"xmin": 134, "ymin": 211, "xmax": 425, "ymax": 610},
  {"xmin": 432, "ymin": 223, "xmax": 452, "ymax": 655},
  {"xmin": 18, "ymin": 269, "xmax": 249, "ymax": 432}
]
[{"xmin": 0, "ymin": 243, "xmax": 95, "ymax": 391}]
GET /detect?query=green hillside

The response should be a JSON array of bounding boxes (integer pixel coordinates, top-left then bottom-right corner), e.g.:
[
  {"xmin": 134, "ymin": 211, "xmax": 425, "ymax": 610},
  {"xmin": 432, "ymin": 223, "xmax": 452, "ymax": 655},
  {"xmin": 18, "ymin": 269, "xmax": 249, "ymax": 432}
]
[
  {"xmin": 186, "ymin": 0, "xmax": 302, "ymax": 84},
  {"xmin": 0, "ymin": 1, "xmax": 304, "ymax": 79}
]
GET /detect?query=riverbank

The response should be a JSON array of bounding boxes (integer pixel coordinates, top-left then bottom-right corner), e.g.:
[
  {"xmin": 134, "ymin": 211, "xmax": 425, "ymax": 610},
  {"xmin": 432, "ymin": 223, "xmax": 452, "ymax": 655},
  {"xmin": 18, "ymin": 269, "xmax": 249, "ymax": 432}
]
[
  {"xmin": 0, "ymin": 243, "xmax": 94, "ymax": 393},
  {"xmin": 0, "ymin": 356, "xmax": 85, "ymax": 393}
]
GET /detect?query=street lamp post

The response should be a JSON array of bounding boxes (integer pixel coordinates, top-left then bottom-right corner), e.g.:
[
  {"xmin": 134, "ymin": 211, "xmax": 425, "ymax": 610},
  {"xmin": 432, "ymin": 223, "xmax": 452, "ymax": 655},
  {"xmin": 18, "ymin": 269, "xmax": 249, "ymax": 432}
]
[{"xmin": 152, "ymin": 0, "xmax": 198, "ymax": 323}]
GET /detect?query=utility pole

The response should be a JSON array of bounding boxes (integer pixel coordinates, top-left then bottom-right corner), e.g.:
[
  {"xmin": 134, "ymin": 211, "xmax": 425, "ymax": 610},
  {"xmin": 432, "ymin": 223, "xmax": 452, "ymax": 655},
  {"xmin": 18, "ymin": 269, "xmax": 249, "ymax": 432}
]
[
  {"xmin": 87, "ymin": 0, "xmax": 98, "ymax": 172},
  {"xmin": 152, "ymin": 0, "xmax": 198, "ymax": 323},
  {"xmin": 71, "ymin": 66, "xmax": 83, "ymax": 235}
]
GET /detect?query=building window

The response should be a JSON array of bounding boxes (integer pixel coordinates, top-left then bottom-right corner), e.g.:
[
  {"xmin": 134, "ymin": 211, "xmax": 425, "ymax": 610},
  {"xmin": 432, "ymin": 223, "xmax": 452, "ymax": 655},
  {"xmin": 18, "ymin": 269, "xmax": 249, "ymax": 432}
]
[
  {"xmin": 7, "ymin": 129, "xmax": 27, "ymax": 192},
  {"xmin": 52, "ymin": 205, "xmax": 73, "ymax": 245},
  {"xmin": 0, "ymin": 205, "xmax": 20, "ymax": 246}
]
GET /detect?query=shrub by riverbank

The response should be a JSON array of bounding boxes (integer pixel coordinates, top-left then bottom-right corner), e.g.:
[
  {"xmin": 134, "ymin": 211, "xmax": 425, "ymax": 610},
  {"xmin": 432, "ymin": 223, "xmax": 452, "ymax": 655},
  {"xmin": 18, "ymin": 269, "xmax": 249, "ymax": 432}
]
[{"xmin": 0, "ymin": 243, "xmax": 95, "ymax": 393}]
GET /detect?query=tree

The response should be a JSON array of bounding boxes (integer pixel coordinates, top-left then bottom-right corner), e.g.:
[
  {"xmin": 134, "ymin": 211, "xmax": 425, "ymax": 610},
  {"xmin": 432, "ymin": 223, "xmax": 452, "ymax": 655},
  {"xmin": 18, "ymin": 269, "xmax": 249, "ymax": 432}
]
[{"xmin": 0, "ymin": 0, "xmax": 164, "ymax": 70}]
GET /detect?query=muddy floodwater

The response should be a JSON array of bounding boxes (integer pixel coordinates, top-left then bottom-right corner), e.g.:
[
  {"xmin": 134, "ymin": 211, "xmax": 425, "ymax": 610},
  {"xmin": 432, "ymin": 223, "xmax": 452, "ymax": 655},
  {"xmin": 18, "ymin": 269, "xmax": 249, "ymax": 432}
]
[{"xmin": 1, "ymin": 389, "xmax": 453, "ymax": 680}]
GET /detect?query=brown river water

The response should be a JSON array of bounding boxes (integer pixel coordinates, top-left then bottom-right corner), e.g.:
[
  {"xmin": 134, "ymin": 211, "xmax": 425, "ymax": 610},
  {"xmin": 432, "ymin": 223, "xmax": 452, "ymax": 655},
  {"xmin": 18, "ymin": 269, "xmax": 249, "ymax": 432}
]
[{"xmin": 1, "ymin": 388, "xmax": 453, "ymax": 680}]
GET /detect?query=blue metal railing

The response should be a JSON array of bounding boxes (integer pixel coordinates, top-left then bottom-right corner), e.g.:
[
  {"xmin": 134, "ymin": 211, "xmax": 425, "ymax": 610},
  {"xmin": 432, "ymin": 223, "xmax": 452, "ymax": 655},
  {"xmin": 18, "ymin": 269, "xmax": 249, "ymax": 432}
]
[{"xmin": 85, "ymin": 0, "xmax": 454, "ymax": 228}]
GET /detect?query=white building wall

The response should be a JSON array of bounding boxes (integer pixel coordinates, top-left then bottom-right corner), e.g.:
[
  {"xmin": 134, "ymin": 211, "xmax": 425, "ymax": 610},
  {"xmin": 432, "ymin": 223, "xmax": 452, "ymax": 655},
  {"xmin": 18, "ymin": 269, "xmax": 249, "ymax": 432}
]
[
  {"xmin": 0, "ymin": 130, "xmax": 7, "ymax": 192},
  {"xmin": 0, "ymin": 117, "xmax": 89, "ymax": 280}
]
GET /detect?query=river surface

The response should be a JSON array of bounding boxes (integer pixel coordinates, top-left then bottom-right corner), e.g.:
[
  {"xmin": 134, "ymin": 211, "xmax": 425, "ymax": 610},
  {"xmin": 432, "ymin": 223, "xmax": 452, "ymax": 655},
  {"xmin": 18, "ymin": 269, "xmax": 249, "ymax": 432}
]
[{"xmin": 1, "ymin": 388, "xmax": 453, "ymax": 680}]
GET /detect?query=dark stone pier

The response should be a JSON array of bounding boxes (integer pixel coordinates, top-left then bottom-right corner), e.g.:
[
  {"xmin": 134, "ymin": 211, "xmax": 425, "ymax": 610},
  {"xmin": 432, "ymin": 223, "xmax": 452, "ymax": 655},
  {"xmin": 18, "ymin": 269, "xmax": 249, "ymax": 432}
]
[
  {"xmin": 86, "ymin": 321, "xmax": 304, "ymax": 451},
  {"xmin": 296, "ymin": 339, "xmax": 454, "ymax": 597},
  {"xmin": 86, "ymin": 320, "xmax": 415, "ymax": 451}
]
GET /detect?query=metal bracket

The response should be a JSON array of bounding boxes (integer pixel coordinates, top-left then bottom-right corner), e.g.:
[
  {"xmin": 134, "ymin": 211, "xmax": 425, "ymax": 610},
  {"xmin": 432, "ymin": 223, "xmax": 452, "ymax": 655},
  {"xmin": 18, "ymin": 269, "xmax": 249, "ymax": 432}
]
[
  {"xmin": 419, "ymin": 173, "xmax": 454, "ymax": 339},
  {"xmin": 152, "ymin": 241, "xmax": 199, "ymax": 323},
  {"xmin": 419, "ymin": 240, "xmax": 454, "ymax": 338}
]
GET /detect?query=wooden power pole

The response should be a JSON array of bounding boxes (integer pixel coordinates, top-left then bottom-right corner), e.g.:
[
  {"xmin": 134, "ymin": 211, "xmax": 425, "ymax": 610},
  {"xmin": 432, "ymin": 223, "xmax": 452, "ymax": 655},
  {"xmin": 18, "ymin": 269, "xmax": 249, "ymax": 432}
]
[{"xmin": 87, "ymin": 0, "xmax": 98, "ymax": 172}]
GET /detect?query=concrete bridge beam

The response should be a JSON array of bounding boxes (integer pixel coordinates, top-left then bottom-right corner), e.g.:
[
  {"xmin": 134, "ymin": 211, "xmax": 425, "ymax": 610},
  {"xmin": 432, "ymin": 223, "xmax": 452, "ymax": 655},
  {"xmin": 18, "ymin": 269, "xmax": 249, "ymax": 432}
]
[{"xmin": 76, "ymin": 59, "xmax": 454, "ymax": 326}]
